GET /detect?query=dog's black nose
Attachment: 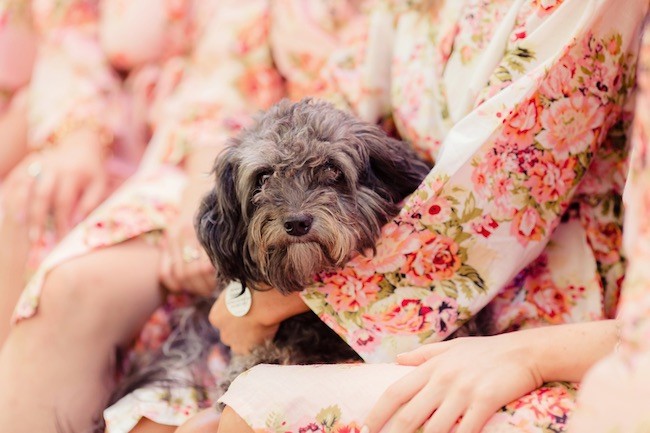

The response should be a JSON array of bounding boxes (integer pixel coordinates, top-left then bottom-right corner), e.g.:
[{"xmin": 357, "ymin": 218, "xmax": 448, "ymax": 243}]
[{"xmin": 284, "ymin": 214, "xmax": 313, "ymax": 236}]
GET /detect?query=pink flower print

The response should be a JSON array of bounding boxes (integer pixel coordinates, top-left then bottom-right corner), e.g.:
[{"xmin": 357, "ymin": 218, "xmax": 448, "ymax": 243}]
[
  {"xmin": 525, "ymin": 154, "xmax": 577, "ymax": 203},
  {"xmin": 471, "ymin": 161, "xmax": 490, "ymax": 198},
  {"xmin": 472, "ymin": 151, "xmax": 520, "ymax": 219},
  {"xmin": 235, "ymin": 16, "xmax": 269, "ymax": 55},
  {"xmin": 333, "ymin": 424, "xmax": 364, "ymax": 433},
  {"xmin": 349, "ymin": 329, "xmax": 380, "ymax": 354},
  {"xmin": 507, "ymin": 384, "xmax": 576, "ymax": 422},
  {"xmin": 402, "ymin": 232, "xmax": 461, "ymax": 285},
  {"xmin": 298, "ymin": 423, "xmax": 321, "ymax": 433},
  {"xmin": 533, "ymin": 0, "xmax": 563, "ymax": 14},
  {"xmin": 237, "ymin": 66, "xmax": 284, "ymax": 110},
  {"xmin": 321, "ymin": 268, "xmax": 382, "ymax": 312},
  {"xmin": 418, "ymin": 196, "xmax": 452, "ymax": 226},
  {"xmin": 578, "ymin": 35, "xmax": 624, "ymax": 103},
  {"xmin": 540, "ymin": 56, "xmax": 576, "ymax": 100},
  {"xmin": 515, "ymin": 145, "xmax": 545, "ymax": 172},
  {"xmin": 470, "ymin": 214, "xmax": 500, "ymax": 238},
  {"xmin": 511, "ymin": 207, "xmax": 545, "ymax": 246},
  {"xmin": 365, "ymin": 298, "xmax": 434, "ymax": 335},
  {"xmin": 490, "ymin": 172, "xmax": 517, "ymax": 219},
  {"xmin": 424, "ymin": 293, "xmax": 459, "ymax": 335},
  {"xmin": 503, "ymin": 97, "xmax": 542, "ymax": 149},
  {"xmin": 587, "ymin": 221, "xmax": 622, "ymax": 266},
  {"xmin": 526, "ymin": 279, "xmax": 576, "ymax": 324},
  {"xmin": 358, "ymin": 222, "xmax": 419, "ymax": 274},
  {"xmin": 536, "ymin": 94, "xmax": 605, "ymax": 158}
]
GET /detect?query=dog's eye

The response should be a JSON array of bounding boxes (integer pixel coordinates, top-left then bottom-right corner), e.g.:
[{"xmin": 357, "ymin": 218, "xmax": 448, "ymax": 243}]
[
  {"xmin": 322, "ymin": 163, "xmax": 342, "ymax": 182},
  {"xmin": 256, "ymin": 172, "xmax": 272, "ymax": 188}
]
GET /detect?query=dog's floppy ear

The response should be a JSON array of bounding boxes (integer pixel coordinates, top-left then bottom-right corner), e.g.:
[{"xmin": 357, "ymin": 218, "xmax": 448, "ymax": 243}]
[
  {"xmin": 195, "ymin": 146, "xmax": 248, "ymax": 286},
  {"xmin": 354, "ymin": 123, "xmax": 431, "ymax": 203}
]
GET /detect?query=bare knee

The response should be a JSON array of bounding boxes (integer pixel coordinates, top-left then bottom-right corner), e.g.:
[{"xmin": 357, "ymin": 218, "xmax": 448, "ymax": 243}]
[
  {"xmin": 217, "ymin": 407, "xmax": 252, "ymax": 433},
  {"xmin": 38, "ymin": 260, "xmax": 110, "ymax": 335},
  {"xmin": 32, "ymin": 240, "xmax": 162, "ymax": 344},
  {"xmin": 175, "ymin": 409, "xmax": 220, "ymax": 433}
]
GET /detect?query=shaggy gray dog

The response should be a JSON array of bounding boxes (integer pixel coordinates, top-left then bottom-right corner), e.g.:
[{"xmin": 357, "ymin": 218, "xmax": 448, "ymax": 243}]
[
  {"xmin": 196, "ymin": 98, "xmax": 431, "ymax": 388},
  {"xmin": 198, "ymin": 98, "xmax": 430, "ymax": 294},
  {"xmin": 95, "ymin": 99, "xmax": 430, "ymax": 430}
]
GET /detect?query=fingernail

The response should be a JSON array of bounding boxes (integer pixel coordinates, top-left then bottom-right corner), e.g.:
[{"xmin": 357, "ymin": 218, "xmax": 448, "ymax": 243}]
[{"xmin": 360, "ymin": 426, "xmax": 370, "ymax": 433}]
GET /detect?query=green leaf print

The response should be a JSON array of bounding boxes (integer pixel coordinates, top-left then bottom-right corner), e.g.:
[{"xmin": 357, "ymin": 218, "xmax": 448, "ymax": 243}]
[
  {"xmin": 456, "ymin": 264, "xmax": 487, "ymax": 294},
  {"xmin": 316, "ymin": 405, "xmax": 342, "ymax": 433},
  {"xmin": 265, "ymin": 411, "xmax": 287, "ymax": 433}
]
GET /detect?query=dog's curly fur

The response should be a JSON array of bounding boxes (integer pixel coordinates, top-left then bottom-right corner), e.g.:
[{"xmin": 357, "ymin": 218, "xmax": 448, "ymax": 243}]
[
  {"xmin": 94, "ymin": 99, "xmax": 431, "ymax": 430},
  {"xmin": 197, "ymin": 98, "xmax": 431, "ymax": 295},
  {"xmin": 196, "ymin": 98, "xmax": 431, "ymax": 390}
]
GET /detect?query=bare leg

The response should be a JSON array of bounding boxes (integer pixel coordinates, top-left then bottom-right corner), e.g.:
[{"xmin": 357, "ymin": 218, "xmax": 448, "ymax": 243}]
[
  {"xmin": 0, "ymin": 91, "xmax": 31, "ymax": 344},
  {"xmin": 0, "ymin": 214, "xmax": 30, "ymax": 344},
  {"xmin": 130, "ymin": 417, "xmax": 178, "ymax": 433},
  {"xmin": 216, "ymin": 407, "xmax": 253, "ymax": 433},
  {"xmin": 0, "ymin": 238, "xmax": 164, "ymax": 433},
  {"xmin": 0, "ymin": 90, "xmax": 29, "ymax": 179},
  {"xmin": 176, "ymin": 409, "xmax": 220, "ymax": 433}
]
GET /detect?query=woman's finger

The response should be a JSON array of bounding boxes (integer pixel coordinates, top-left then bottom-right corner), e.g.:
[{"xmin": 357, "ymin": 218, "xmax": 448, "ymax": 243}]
[
  {"xmin": 423, "ymin": 392, "xmax": 467, "ymax": 433},
  {"xmin": 54, "ymin": 176, "xmax": 79, "ymax": 237},
  {"xmin": 364, "ymin": 362, "xmax": 435, "ymax": 433},
  {"xmin": 183, "ymin": 259, "xmax": 209, "ymax": 294},
  {"xmin": 74, "ymin": 177, "xmax": 106, "ymax": 224},
  {"xmin": 396, "ymin": 342, "xmax": 452, "ymax": 366},
  {"xmin": 455, "ymin": 400, "xmax": 498, "ymax": 433},
  {"xmin": 188, "ymin": 249, "xmax": 216, "ymax": 296},
  {"xmin": 159, "ymin": 242, "xmax": 182, "ymax": 292},
  {"xmin": 27, "ymin": 169, "xmax": 56, "ymax": 242},
  {"xmin": 386, "ymin": 381, "xmax": 442, "ymax": 433},
  {"xmin": 171, "ymin": 237, "xmax": 188, "ymax": 290}
]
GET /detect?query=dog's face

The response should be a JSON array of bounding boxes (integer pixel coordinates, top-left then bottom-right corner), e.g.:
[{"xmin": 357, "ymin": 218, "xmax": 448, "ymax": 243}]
[{"xmin": 197, "ymin": 99, "xmax": 430, "ymax": 294}]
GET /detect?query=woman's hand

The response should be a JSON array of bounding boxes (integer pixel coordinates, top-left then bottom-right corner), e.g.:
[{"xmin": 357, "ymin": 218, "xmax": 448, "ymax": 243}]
[
  {"xmin": 2, "ymin": 128, "xmax": 110, "ymax": 241},
  {"xmin": 364, "ymin": 320, "xmax": 619, "ymax": 433},
  {"xmin": 364, "ymin": 334, "xmax": 543, "ymax": 433},
  {"xmin": 159, "ymin": 178, "xmax": 216, "ymax": 296},
  {"xmin": 210, "ymin": 289, "xmax": 310, "ymax": 355}
]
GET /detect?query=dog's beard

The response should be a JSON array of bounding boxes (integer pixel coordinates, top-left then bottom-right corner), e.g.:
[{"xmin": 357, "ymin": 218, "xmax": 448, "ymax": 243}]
[
  {"xmin": 266, "ymin": 243, "xmax": 329, "ymax": 293},
  {"xmin": 248, "ymin": 207, "xmax": 360, "ymax": 293}
]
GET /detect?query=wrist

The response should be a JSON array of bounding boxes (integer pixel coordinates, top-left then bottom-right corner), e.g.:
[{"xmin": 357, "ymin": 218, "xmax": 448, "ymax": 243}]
[
  {"xmin": 530, "ymin": 320, "xmax": 619, "ymax": 384},
  {"xmin": 255, "ymin": 290, "xmax": 310, "ymax": 327},
  {"xmin": 40, "ymin": 122, "xmax": 114, "ymax": 158}
]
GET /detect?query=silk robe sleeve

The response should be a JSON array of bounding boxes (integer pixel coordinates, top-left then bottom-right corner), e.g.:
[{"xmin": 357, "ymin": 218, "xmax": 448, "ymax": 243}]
[
  {"xmin": 568, "ymin": 19, "xmax": 650, "ymax": 433},
  {"xmin": 144, "ymin": 0, "xmax": 285, "ymax": 168},
  {"xmin": 26, "ymin": 0, "xmax": 125, "ymax": 148},
  {"xmin": 300, "ymin": 0, "xmax": 647, "ymax": 363}
]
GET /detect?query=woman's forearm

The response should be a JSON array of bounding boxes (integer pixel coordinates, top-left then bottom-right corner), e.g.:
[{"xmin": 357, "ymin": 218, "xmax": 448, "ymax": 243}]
[{"xmin": 526, "ymin": 320, "xmax": 620, "ymax": 383}]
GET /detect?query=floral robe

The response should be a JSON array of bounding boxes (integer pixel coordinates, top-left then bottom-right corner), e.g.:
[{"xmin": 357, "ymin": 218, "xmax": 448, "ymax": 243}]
[
  {"xmin": 568, "ymin": 19, "xmax": 650, "ymax": 433},
  {"xmin": 219, "ymin": 1, "xmax": 649, "ymax": 432},
  {"xmin": 5, "ymin": 0, "xmax": 373, "ymax": 431}
]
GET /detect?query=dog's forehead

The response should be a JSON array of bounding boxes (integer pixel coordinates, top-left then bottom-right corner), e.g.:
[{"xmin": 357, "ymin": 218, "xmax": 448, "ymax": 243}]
[{"xmin": 237, "ymin": 136, "xmax": 355, "ymax": 172}]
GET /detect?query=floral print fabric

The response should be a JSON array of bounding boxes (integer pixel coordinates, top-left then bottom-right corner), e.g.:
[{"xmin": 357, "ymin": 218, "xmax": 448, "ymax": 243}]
[
  {"xmin": 9, "ymin": 0, "xmax": 372, "ymax": 431},
  {"xmin": 219, "ymin": 0, "xmax": 648, "ymax": 431},
  {"xmin": 301, "ymin": 0, "xmax": 643, "ymax": 362},
  {"xmin": 568, "ymin": 19, "xmax": 650, "ymax": 433}
]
